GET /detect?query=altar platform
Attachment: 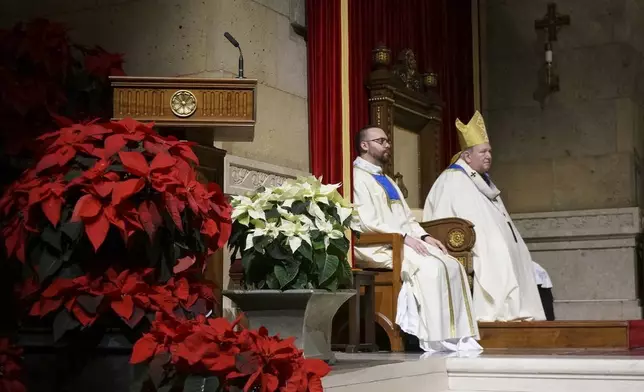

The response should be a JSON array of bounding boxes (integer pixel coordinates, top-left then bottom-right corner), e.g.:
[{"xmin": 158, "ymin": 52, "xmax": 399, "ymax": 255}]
[{"xmin": 323, "ymin": 349, "xmax": 644, "ymax": 392}]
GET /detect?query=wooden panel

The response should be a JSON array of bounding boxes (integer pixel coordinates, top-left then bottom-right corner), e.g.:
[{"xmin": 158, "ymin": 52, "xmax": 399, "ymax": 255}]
[
  {"xmin": 110, "ymin": 76, "xmax": 257, "ymax": 128},
  {"xmin": 479, "ymin": 321, "xmax": 629, "ymax": 349}
]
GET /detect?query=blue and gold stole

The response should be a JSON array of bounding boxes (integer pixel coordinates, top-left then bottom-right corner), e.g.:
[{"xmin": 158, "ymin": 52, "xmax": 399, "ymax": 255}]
[{"xmin": 371, "ymin": 174, "xmax": 401, "ymax": 204}]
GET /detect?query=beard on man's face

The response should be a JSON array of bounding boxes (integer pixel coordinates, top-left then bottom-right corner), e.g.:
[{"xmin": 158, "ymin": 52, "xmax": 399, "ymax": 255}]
[{"xmin": 375, "ymin": 149, "xmax": 391, "ymax": 164}]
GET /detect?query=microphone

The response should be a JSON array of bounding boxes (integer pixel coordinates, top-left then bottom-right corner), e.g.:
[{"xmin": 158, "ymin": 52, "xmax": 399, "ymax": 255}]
[{"xmin": 224, "ymin": 32, "xmax": 244, "ymax": 79}]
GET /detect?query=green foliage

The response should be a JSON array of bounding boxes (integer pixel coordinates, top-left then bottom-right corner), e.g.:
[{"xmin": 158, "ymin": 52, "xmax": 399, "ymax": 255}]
[{"xmin": 229, "ymin": 177, "xmax": 355, "ymax": 291}]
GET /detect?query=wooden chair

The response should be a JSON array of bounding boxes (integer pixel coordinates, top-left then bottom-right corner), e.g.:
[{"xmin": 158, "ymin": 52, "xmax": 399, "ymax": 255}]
[{"xmin": 356, "ymin": 217, "xmax": 476, "ymax": 352}]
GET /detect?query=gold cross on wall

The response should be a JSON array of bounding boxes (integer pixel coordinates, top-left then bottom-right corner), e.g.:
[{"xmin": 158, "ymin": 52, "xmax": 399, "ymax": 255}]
[{"xmin": 534, "ymin": 3, "xmax": 570, "ymax": 42}]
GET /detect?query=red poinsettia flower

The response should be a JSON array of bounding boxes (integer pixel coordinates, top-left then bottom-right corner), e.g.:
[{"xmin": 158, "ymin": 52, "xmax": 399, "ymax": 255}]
[
  {"xmin": 27, "ymin": 175, "xmax": 65, "ymax": 227},
  {"xmin": 36, "ymin": 123, "xmax": 110, "ymax": 172},
  {"xmin": 99, "ymin": 268, "xmax": 155, "ymax": 326},
  {"xmin": 131, "ymin": 315, "xmax": 330, "ymax": 392},
  {"xmin": 30, "ymin": 275, "xmax": 98, "ymax": 326},
  {"xmin": 0, "ymin": 338, "xmax": 26, "ymax": 392},
  {"xmin": 0, "ymin": 173, "xmax": 42, "ymax": 262},
  {"xmin": 83, "ymin": 46, "xmax": 125, "ymax": 80}
]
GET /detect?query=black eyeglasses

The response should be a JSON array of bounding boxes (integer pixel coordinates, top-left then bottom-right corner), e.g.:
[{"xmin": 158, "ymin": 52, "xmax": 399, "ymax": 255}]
[{"xmin": 366, "ymin": 138, "xmax": 390, "ymax": 146}]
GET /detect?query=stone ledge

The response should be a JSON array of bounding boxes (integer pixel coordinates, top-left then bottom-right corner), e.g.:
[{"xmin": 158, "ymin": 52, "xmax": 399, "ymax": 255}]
[
  {"xmin": 554, "ymin": 299, "xmax": 642, "ymax": 321},
  {"xmin": 224, "ymin": 154, "xmax": 310, "ymax": 196},
  {"xmin": 511, "ymin": 207, "xmax": 642, "ymax": 241}
]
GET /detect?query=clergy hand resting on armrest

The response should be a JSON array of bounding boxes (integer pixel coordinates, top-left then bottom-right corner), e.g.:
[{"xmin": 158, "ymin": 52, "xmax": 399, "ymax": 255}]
[{"xmin": 404, "ymin": 234, "xmax": 447, "ymax": 256}]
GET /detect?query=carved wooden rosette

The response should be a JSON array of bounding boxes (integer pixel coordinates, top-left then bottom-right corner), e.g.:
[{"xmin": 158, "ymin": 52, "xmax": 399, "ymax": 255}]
[
  {"xmin": 110, "ymin": 76, "xmax": 258, "ymax": 316},
  {"xmin": 366, "ymin": 47, "xmax": 443, "ymax": 201}
]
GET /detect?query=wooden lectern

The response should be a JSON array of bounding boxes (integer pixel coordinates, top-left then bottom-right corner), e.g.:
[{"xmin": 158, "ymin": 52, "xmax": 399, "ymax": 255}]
[{"xmin": 110, "ymin": 76, "xmax": 258, "ymax": 316}]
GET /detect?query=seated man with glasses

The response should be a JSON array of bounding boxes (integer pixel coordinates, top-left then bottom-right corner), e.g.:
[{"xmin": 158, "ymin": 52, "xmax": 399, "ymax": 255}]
[{"xmin": 352, "ymin": 125, "xmax": 481, "ymax": 353}]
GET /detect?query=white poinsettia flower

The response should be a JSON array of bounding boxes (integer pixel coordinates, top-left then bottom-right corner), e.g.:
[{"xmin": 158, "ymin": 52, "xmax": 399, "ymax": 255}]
[
  {"xmin": 243, "ymin": 221, "xmax": 280, "ymax": 252},
  {"xmin": 279, "ymin": 220, "xmax": 312, "ymax": 253},
  {"xmin": 335, "ymin": 204, "xmax": 354, "ymax": 226},
  {"xmin": 315, "ymin": 217, "xmax": 345, "ymax": 240},
  {"xmin": 307, "ymin": 201, "xmax": 326, "ymax": 221},
  {"xmin": 231, "ymin": 195, "xmax": 268, "ymax": 225},
  {"xmin": 318, "ymin": 182, "xmax": 341, "ymax": 196}
]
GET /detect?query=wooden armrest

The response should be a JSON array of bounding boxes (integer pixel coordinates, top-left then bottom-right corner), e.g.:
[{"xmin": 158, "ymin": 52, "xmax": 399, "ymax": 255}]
[
  {"xmin": 355, "ymin": 232, "xmax": 404, "ymax": 247},
  {"xmin": 420, "ymin": 217, "xmax": 476, "ymax": 252}
]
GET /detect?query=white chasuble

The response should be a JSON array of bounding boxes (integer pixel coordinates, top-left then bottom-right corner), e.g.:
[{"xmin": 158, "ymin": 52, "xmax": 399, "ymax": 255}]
[
  {"xmin": 423, "ymin": 159, "xmax": 546, "ymax": 322},
  {"xmin": 352, "ymin": 157, "xmax": 480, "ymax": 351}
]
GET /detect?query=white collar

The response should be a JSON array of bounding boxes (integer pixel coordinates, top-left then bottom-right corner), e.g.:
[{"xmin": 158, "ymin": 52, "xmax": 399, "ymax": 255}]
[
  {"xmin": 455, "ymin": 159, "xmax": 501, "ymax": 201},
  {"xmin": 354, "ymin": 156, "xmax": 383, "ymax": 175}
]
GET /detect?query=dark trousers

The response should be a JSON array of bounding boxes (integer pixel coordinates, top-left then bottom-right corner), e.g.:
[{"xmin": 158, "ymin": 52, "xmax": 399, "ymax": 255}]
[{"xmin": 538, "ymin": 284, "xmax": 555, "ymax": 321}]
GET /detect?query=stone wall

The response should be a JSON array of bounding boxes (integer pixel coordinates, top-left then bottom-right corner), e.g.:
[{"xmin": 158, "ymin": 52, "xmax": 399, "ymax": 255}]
[
  {"xmin": 0, "ymin": 0, "xmax": 309, "ymax": 172},
  {"xmin": 512, "ymin": 207, "xmax": 643, "ymax": 320},
  {"xmin": 482, "ymin": 0, "xmax": 644, "ymax": 213}
]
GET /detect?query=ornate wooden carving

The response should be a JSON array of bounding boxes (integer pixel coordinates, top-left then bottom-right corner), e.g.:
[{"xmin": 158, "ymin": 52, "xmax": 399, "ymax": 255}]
[{"xmin": 367, "ymin": 45, "xmax": 443, "ymax": 201}]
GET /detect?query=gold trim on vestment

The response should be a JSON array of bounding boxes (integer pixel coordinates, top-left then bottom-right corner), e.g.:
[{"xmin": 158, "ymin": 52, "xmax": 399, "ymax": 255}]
[
  {"xmin": 436, "ymin": 258, "xmax": 457, "ymax": 337},
  {"xmin": 457, "ymin": 260, "xmax": 476, "ymax": 335}
]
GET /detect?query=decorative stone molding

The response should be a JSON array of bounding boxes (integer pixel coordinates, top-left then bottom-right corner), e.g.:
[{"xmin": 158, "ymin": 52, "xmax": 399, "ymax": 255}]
[
  {"xmin": 511, "ymin": 207, "xmax": 642, "ymax": 242},
  {"xmin": 224, "ymin": 155, "xmax": 309, "ymax": 196}
]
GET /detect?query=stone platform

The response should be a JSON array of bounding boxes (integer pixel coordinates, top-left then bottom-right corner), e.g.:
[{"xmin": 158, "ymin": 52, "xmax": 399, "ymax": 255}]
[{"xmin": 324, "ymin": 350, "xmax": 644, "ymax": 391}]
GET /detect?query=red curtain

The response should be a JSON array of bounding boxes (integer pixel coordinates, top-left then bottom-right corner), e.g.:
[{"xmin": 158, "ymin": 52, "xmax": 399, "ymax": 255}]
[
  {"xmin": 306, "ymin": 0, "xmax": 344, "ymax": 188},
  {"xmin": 348, "ymin": 0, "xmax": 474, "ymax": 166}
]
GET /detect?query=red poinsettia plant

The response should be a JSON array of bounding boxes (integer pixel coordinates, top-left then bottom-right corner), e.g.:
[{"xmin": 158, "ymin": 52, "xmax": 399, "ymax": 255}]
[
  {"xmin": 0, "ymin": 337, "xmax": 25, "ymax": 392},
  {"xmin": 0, "ymin": 18, "xmax": 125, "ymax": 188},
  {"xmin": 0, "ymin": 117, "xmax": 232, "ymax": 341},
  {"xmin": 130, "ymin": 312, "xmax": 330, "ymax": 392}
]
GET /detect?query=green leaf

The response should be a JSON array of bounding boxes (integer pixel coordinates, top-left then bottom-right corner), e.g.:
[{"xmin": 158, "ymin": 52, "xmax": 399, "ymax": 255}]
[
  {"xmin": 53, "ymin": 309, "xmax": 81, "ymax": 341},
  {"xmin": 291, "ymin": 271, "xmax": 309, "ymax": 289},
  {"xmin": 61, "ymin": 221, "xmax": 83, "ymax": 243},
  {"xmin": 58, "ymin": 264, "xmax": 84, "ymax": 279},
  {"xmin": 313, "ymin": 250, "xmax": 326, "ymax": 278},
  {"xmin": 329, "ymin": 238, "xmax": 350, "ymax": 256},
  {"xmin": 267, "ymin": 241, "xmax": 291, "ymax": 261},
  {"xmin": 338, "ymin": 258, "xmax": 353, "ymax": 287},
  {"xmin": 266, "ymin": 273, "xmax": 280, "ymax": 289},
  {"xmin": 265, "ymin": 206, "xmax": 280, "ymax": 221},
  {"xmin": 241, "ymin": 250, "xmax": 256, "ymax": 273},
  {"xmin": 129, "ymin": 362, "xmax": 149, "ymax": 392},
  {"xmin": 37, "ymin": 246, "xmax": 63, "ymax": 282},
  {"xmin": 184, "ymin": 375, "xmax": 220, "ymax": 392},
  {"xmin": 319, "ymin": 254, "xmax": 339, "ymax": 286},
  {"xmin": 291, "ymin": 200, "xmax": 308, "ymax": 215},
  {"xmin": 323, "ymin": 277, "xmax": 339, "ymax": 291},
  {"xmin": 253, "ymin": 236, "xmax": 271, "ymax": 253},
  {"xmin": 109, "ymin": 164, "xmax": 126, "ymax": 172},
  {"xmin": 274, "ymin": 263, "xmax": 299, "ymax": 289},
  {"xmin": 296, "ymin": 241, "xmax": 312, "ymax": 262},
  {"xmin": 149, "ymin": 352, "xmax": 171, "ymax": 388},
  {"xmin": 75, "ymin": 155, "xmax": 98, "ymax": 168},
  {"xmin": 64, "ymin": 170, "xmax": 83, "ymax": 182},
  {"xmin": 76, "ymin": 294, "xmax": 104, "ymax": 314},
  {"xmin": 42, "ymin": 226, "xmax": 62, "ymax": 252}
]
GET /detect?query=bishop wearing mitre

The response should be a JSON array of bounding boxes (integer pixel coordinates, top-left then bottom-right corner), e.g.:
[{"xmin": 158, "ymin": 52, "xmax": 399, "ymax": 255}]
[
  {"xmin": 423, "ymin": 111, "xmax": 550, "ymax": 322},
  {"xmin": 352, "ymin": 125, "xmax": 481, "ymax": 352}
]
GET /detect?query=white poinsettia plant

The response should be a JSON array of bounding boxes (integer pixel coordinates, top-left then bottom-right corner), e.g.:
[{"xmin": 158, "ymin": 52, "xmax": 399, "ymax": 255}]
[{"xmin": 228, "ymin": 176, "xmax": 356, "ymax": 291}]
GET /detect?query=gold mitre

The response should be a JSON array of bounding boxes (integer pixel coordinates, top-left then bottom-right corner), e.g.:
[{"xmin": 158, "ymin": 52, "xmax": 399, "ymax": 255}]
[{"xmin": 455, "ymin": 110, "xmax": 489, "ymax": 149}]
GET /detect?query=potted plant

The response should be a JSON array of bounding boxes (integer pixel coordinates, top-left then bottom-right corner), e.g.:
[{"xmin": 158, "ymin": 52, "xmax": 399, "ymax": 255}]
[
  {"xmin": 130, "ymin": 311, "xmax": 331, "ymax": 391},
  {"xmin": 0, "ymin": 117, "xmax": 232, "ymax": 391},
  {"xmin": 225, "ymin": 177, "xmax": 356, "ymax": 363},
  {"xmin": 0, "ymin": 19, "xmax": 126, "ymax": 190}
]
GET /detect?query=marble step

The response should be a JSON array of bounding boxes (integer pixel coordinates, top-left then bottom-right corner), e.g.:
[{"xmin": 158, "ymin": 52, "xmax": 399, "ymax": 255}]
[{"xmin": 446, "ymin": 355, "xmax": 644, "ymax": 392}]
